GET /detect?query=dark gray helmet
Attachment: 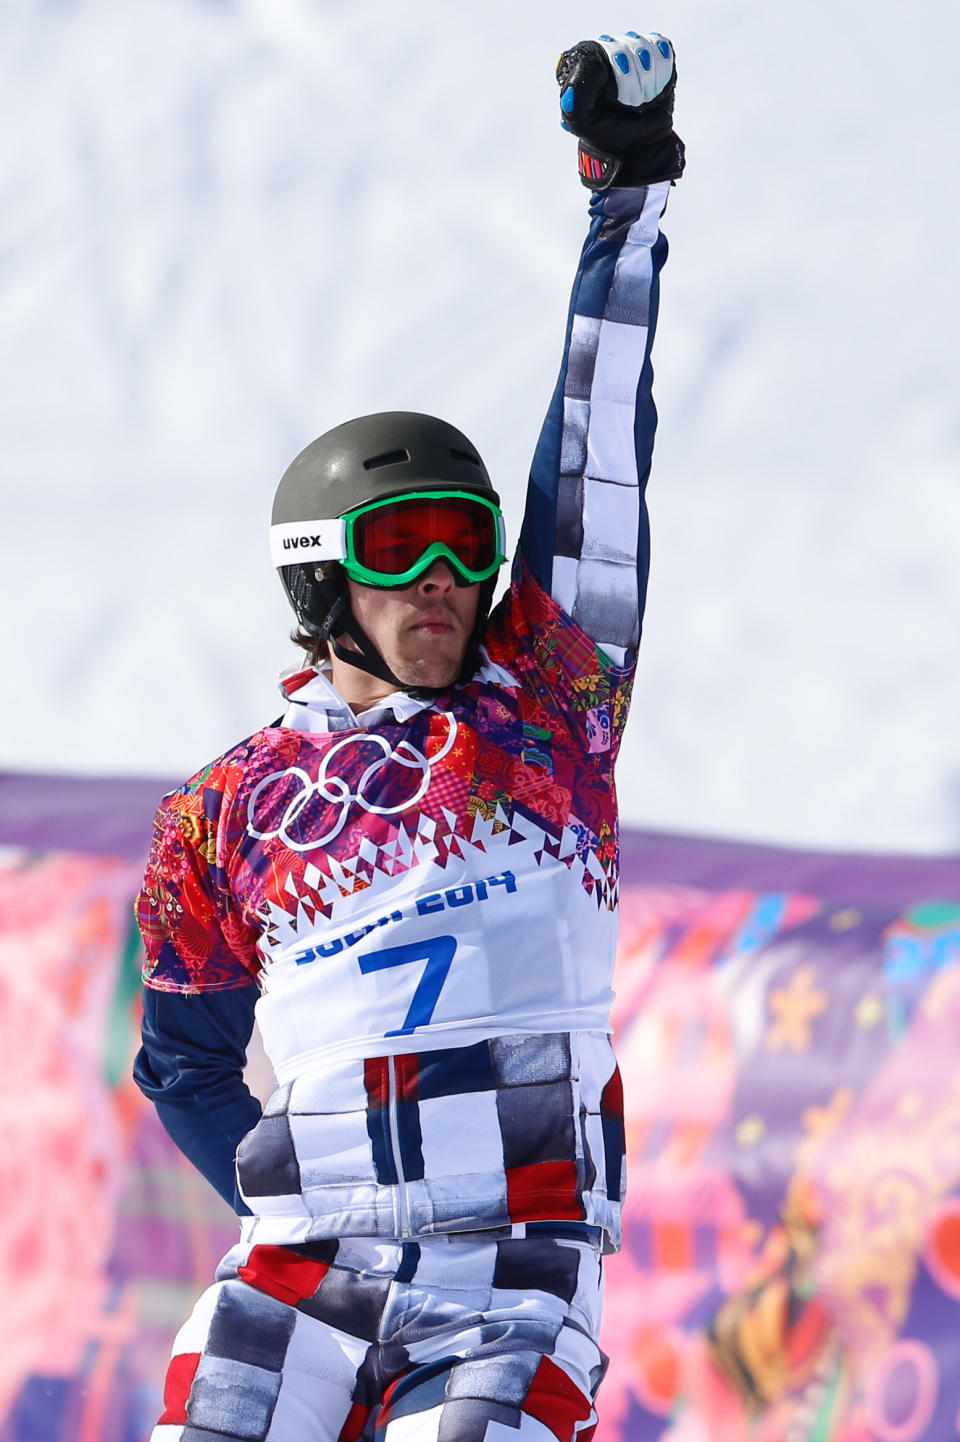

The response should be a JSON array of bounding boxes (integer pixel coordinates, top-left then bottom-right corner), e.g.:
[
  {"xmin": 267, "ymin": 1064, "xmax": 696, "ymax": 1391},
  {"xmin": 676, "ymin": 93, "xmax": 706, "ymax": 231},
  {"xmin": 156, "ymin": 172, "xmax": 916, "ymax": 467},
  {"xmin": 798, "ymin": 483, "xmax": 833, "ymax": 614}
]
[
  {"xmin": 272, "ymin": 410, "xmax": 498, "ymax": 528},
  {"xmin": 272, "ymin": 411, "xmax": 499, "ymax": 629},
  {"xmin": 272, "ymin": 411, "xmax": 503, "ymax": 693}
]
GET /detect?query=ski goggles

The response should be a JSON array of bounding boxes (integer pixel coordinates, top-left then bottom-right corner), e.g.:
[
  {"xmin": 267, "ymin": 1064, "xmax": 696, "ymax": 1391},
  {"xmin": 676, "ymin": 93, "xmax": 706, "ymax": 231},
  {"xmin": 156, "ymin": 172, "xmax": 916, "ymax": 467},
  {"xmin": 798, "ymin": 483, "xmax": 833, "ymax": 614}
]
[
  {"xmin": 271, "ymin": 489, "xmax": 507, "ymax": 588},
  {"xmin": 345, "ymin": 490, "xmax": 507, "ymax": 587}
]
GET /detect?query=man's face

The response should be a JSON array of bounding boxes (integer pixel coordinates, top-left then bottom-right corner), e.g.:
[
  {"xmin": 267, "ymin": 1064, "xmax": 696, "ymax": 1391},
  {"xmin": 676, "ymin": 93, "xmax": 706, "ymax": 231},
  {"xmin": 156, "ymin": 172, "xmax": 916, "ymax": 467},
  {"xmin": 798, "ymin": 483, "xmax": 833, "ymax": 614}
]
[{"xmin": 345, "ymin": 560, "xmax": 479, "ymax": 690}]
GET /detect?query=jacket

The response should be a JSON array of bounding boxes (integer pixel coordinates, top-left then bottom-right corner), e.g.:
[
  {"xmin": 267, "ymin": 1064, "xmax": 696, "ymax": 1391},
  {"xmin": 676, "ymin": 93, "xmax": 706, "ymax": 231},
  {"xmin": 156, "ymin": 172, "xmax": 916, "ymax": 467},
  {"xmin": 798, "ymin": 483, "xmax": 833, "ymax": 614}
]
[{"xmin": 134, "ymin": 181, "xmax": 671, "ymax": 1254}]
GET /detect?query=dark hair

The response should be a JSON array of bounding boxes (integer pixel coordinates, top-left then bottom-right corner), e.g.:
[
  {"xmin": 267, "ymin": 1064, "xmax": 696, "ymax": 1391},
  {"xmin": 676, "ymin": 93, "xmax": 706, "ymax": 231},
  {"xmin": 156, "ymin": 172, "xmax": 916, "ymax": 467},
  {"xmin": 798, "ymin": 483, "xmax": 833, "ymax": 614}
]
[{"xmin": 291, "ymin": 625, "xmax": 329, "ymax": 667}]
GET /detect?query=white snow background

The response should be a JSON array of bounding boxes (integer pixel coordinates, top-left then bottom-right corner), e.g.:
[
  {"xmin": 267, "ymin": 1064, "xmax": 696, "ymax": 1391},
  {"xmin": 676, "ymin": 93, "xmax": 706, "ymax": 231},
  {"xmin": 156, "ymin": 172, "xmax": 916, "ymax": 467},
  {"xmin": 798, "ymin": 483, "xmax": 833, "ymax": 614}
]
[{"xmin": 1, "ymin": 0, "xmax": 958, "ymax": 854}]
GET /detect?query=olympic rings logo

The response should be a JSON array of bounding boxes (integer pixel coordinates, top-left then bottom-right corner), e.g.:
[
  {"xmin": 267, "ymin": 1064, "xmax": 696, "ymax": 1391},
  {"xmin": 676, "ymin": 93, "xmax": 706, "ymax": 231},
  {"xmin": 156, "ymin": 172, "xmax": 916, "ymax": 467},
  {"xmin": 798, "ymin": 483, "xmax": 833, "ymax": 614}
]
[{"xmin": 246, "ymin": 718, "xmax": 458, "ymax": 852}]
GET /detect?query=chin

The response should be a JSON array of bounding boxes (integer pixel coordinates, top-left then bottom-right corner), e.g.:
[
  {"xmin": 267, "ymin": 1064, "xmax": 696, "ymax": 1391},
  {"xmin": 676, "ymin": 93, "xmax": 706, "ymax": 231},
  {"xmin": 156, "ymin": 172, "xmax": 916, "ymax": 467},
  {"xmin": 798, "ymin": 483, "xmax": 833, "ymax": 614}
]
[{"xmin": 393, "ymin": 651, "xmax": 465, "ymax": 690}]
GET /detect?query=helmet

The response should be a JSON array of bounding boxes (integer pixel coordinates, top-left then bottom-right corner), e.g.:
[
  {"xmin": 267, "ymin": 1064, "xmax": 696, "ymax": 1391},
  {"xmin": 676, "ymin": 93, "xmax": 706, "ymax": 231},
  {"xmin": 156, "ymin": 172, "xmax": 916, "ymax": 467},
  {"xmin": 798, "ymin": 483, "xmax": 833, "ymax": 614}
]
[{"xmin": 271, "ymin": 412, "xmax": 505, "ymax": 691}]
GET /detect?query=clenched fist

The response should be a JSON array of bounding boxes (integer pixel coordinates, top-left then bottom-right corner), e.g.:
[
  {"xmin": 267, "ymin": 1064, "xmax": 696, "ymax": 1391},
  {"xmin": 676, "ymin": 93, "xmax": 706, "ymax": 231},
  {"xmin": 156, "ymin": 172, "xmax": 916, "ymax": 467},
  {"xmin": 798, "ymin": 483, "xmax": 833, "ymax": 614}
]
[{"xmin": 557, "ymin": 31, "xmax": 685, "ymax": 190}]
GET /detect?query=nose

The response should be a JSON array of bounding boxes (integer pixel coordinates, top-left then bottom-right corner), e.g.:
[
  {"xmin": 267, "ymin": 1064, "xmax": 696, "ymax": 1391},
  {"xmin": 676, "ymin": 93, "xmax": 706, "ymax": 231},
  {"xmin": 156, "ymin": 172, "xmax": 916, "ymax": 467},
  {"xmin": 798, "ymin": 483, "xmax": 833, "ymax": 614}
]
[{"xmin": 416, "ymin": 559, "xmax": 456, "ymax": 595}]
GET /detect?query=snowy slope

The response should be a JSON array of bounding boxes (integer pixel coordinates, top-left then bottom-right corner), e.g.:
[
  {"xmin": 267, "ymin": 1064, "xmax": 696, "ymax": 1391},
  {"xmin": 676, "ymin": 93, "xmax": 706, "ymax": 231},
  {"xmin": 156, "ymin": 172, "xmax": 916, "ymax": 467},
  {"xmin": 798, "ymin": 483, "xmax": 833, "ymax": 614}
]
[{"xmin": 1, "ymin": 0, "xmax": 958, "ymax": 852}]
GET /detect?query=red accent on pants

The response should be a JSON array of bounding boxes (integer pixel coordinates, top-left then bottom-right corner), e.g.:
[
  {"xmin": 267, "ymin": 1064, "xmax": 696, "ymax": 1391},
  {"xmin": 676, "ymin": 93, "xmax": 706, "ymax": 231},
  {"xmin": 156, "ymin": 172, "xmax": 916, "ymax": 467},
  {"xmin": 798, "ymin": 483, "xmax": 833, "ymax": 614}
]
[
  {"xmin": 506, "ymin": 1159, "xmax": 583, "ymax": 1222},
  {"xmin": 522, "ymin": 1355, "xmax": 593, "ymax": 1441},
  {"xmin": 238, "ymin": 1243, "xmax": 331, "ymax": 1306},
  {"xmin": 338, "ymin": 1399, "xmax": 373, "ymax": 1442},
  {"xmin": 158, "ymin": 1351, "xmax": 201, "ymax": 1426}
]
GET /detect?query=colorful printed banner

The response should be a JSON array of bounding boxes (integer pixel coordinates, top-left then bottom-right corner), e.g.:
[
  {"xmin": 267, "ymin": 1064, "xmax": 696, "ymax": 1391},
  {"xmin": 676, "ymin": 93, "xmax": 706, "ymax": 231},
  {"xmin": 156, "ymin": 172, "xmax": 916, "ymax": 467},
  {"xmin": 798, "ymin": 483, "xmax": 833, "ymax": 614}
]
[
  {"xmin": 1, "ymin": 774, "xmax": 958, "ymax": 1441},
  {"xmin": 604, "ymin": 878, "xmax": 960, "ymax": 1442},
  {"xmin": 0, "ymin": 844, "xmax": 240, "ymax": 1442}
]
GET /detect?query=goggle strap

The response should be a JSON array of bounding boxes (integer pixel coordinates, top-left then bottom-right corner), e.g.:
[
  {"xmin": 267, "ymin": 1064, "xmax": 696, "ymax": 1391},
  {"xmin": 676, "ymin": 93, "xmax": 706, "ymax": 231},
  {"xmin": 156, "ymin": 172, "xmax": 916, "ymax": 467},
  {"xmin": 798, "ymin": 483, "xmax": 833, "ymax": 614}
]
[{"xmin": 270, "ymin": 518, "xmax": 346, "ymax": 569}]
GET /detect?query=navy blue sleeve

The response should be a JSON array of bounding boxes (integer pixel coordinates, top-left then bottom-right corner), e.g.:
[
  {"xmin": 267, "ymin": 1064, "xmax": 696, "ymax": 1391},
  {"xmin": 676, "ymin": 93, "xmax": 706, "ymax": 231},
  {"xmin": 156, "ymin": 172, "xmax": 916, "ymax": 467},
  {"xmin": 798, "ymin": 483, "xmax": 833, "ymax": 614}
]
[
  {"xmin": 519, "ymin": 182, "xmax": 671, "ymax": 665},
  {"xmin": 134, "ymin": 984, "xmax": 263, "ymax": 1215}
]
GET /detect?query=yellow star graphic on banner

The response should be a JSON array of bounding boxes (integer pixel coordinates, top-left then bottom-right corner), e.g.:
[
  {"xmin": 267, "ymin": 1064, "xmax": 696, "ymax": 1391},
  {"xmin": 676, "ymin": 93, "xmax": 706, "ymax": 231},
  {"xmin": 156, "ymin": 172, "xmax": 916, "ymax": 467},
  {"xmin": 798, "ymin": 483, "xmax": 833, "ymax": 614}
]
[
  {"xmin": 855, "ymin": 993, "xmax": 884, "ymax": 1028},
  {"xmin": 735, "ymin": 1115, "xmax": 766, "ymax": 1147},
  {"xmin": 766, "ymin": 964, "xmax": 828, "ymax": 1052}
]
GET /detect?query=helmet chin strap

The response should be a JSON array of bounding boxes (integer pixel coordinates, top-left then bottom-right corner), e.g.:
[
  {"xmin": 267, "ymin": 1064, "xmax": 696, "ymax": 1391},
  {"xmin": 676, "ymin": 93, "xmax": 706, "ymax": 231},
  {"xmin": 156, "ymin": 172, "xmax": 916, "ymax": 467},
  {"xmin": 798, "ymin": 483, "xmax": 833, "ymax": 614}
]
[{"xmin": 330, "ymin": 620, "xmax": 416, "ymax": 693}]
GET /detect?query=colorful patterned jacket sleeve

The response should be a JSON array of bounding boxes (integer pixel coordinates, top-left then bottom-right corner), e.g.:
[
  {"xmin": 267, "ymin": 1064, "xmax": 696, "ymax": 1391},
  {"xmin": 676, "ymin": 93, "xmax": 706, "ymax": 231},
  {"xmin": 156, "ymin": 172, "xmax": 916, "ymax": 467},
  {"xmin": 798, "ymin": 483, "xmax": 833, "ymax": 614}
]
[
  {"xmin": 516, "ymin": 181, "xmax": 670, "ymax": 674},
  {"xmin": 136, "ymin": 755, "xmax": 261, "ymax": 994},
  {"xmin": 134, "ymin": 762, "xmax": 266, "ymax": 1199}
]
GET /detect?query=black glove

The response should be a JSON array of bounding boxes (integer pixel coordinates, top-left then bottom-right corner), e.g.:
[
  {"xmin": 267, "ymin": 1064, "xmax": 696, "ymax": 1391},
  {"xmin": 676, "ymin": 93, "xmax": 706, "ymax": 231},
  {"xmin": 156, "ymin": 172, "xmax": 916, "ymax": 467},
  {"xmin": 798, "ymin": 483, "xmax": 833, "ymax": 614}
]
[{"xmin": 556, "ymin": 31, "xmax": 685, "ymax": 191}]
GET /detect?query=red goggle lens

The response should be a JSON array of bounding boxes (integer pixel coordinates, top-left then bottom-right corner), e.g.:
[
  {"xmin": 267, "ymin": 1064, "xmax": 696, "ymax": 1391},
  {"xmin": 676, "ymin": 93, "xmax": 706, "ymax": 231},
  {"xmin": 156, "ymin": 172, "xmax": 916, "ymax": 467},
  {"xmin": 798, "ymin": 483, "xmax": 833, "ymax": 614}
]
[{"xmin": 351, "ymin": 495, "xmax": 499, "ymax": 577}]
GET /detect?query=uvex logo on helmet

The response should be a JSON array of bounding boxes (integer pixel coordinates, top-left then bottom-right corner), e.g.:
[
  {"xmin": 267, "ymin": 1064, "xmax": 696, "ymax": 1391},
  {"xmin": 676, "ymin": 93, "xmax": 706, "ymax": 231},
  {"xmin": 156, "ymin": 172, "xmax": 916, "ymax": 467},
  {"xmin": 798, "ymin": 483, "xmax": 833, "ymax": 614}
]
[{"xmin": 282, "ymin": 535, "xmax": 324, "ymax": 550}]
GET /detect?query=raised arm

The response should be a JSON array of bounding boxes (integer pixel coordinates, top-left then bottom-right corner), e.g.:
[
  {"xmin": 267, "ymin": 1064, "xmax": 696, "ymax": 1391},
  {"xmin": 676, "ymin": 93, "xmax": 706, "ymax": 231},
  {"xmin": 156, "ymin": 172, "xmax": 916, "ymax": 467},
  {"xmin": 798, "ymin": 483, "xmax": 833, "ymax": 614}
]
[{"xmin": 519, "ymin": 32, "xmax": 684, "ymax": 667}]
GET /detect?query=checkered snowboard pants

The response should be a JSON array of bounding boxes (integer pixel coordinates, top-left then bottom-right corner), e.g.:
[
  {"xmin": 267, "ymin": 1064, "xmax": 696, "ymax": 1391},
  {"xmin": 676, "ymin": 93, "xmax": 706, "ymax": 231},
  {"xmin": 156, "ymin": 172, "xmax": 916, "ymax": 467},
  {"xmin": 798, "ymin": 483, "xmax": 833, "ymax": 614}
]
[{"xmin": 152, "ymin": 1228, "xmax": 605, "ymax": 1442}]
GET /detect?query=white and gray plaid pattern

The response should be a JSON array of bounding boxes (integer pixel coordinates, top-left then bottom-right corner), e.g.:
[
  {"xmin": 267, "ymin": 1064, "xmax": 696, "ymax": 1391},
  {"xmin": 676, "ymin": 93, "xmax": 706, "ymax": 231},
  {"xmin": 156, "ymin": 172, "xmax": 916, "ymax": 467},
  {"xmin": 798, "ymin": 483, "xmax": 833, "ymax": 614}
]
[
  {"xmin": 151, "ymin": 1232, "xmax": 604, "ymax": 1442},
  {"xmin": 550, "ymin": 182, "xmax": 669, "ymax": 665}
]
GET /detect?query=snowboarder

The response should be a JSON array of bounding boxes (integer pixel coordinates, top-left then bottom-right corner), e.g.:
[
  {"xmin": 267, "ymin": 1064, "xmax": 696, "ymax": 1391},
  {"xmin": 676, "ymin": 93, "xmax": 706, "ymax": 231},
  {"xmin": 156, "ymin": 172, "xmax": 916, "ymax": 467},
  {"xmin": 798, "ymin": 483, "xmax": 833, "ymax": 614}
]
[{"xmin": 135, "ymin": 30, "xmax": 684, "ymax": 1441}]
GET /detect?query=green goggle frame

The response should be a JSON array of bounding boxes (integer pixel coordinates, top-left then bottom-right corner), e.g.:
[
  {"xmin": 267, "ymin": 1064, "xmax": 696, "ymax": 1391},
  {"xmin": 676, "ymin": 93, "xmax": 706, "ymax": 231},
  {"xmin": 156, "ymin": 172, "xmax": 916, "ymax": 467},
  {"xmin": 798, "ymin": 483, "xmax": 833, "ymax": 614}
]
[{"xmin": 340, "ymin": 489, "xmax": 508, "ymax": 589}]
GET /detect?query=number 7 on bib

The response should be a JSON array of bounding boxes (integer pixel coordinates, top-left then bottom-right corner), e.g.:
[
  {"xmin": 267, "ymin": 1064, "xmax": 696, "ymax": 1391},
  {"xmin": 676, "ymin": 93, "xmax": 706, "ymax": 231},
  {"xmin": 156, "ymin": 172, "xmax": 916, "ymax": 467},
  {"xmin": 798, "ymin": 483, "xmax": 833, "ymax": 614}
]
[{"xmin": 358, "ymin": 936, "xmax": 458, "ymax": 1037}]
